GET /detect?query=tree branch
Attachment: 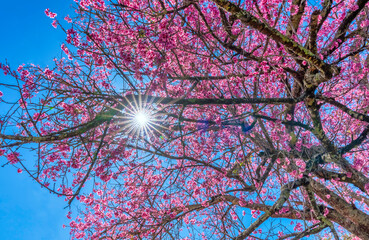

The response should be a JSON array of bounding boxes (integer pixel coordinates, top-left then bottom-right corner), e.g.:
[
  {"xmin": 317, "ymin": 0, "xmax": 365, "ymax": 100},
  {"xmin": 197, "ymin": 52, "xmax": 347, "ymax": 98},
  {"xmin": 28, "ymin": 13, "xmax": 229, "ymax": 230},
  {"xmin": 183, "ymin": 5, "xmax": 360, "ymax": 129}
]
[
  {"xmin": 318, "ymin": 96, "xmax": 369, "ymax": 122},
  {"xmin": 0, "ymin": 107, "xmax": 119, "ymax": 145},
  {"xmin": 234, "ymin": 178, "xmax": 309, "ymax": 240},
  {"xmin": 323, "ymin": 0, "xmax": 369, "ymax": 57},
  {"xmin": 211, "ymin": 0, "xmax": 339, "ymax": 80},
  {"xmin": 310, "ymin": 179, "xmax": 369, "ymax": 230}
]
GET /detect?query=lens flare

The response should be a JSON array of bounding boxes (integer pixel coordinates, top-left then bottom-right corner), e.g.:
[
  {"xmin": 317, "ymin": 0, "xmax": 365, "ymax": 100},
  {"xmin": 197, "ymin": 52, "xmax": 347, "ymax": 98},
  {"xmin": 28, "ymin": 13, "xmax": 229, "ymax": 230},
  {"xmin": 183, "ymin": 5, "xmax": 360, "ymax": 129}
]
[
  {"xmin": 111, "ymin": 94, "xmax": 168, "ymax": 142},
  {"xmin": 134, "ymin": 110, "xmax": 150, "ymax": 128}
]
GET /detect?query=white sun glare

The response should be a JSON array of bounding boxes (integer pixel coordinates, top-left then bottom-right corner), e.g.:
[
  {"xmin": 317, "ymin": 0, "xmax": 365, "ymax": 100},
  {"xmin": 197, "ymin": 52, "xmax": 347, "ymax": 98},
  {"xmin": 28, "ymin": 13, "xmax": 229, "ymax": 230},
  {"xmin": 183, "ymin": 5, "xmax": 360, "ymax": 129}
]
[
  {"xmin": 112, "ymin": 94, "xmax": 168, "ymax": 141},
  {"xmin": 134, "ymin": 110, "xmax": 150, "ymax": 128}
]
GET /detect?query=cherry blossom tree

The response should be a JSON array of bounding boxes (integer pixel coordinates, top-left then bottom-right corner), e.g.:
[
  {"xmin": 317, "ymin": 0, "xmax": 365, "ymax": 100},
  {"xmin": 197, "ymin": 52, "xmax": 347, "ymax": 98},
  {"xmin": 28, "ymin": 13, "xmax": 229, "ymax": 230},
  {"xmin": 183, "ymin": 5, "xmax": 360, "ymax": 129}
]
[{"xmin": 1, "ymin": 0, "xmax": 369, "ymax": 239}]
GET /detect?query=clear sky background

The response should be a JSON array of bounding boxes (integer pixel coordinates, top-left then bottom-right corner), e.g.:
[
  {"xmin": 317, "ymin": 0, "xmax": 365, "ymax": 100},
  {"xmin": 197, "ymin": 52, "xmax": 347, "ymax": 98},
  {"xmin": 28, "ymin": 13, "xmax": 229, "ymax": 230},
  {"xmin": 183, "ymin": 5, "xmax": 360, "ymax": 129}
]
[{"xmin": 0, "ymin": 1, "xmax": 76, "ymax": 239}]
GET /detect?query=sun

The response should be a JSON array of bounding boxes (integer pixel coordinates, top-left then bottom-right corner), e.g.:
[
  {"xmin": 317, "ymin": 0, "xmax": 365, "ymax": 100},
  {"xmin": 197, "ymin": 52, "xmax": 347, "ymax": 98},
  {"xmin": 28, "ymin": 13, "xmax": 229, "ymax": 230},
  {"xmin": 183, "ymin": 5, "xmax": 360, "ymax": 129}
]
[
  {"xmin": 125, "ymin": 106, "xmax": 155, "ymax": 138},
  {"xmin": 134, "ymin": 110, "xmax": 151, "ymax": 128},
  {"xmin": 112, "ymin": 94, "xmax": 168, "ymax": 141}
]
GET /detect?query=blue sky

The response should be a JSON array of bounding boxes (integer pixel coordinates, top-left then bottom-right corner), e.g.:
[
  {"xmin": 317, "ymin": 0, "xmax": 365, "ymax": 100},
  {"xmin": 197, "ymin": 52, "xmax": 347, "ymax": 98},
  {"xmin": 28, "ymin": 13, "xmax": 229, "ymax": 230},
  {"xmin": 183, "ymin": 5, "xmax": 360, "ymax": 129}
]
[{"xmin": 0, "ymin": 1, "xmax": 75, "ymax": 239}]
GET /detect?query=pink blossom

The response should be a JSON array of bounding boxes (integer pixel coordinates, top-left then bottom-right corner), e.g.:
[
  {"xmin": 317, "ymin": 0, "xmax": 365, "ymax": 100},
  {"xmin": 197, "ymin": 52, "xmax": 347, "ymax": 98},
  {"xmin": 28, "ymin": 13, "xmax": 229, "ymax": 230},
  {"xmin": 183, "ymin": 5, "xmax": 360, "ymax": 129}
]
[
  {"xmin": 52, "ymin": 20, "xmax": 58, "ymax": 28},
  {"xmin": 7, "ymin": 152, "xmax": 20, "ymax": 164},
  {"xmin": 294, "ymin": 222, "xmax": 303, "ymax": 231},
  {"xmin": 323, "ymin": 208, "xmax": 329, "ymax": 216},
  {"xmin": 45, "ymin": 8, "xmax": 57, "ymax": 19},
  {"xmin": 239, "ymin": 199, "xmax": 247, "ymax": 207},
  {"xmin": 64, "ymin": 15, "xmax": 72, "ymax": 23}
]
